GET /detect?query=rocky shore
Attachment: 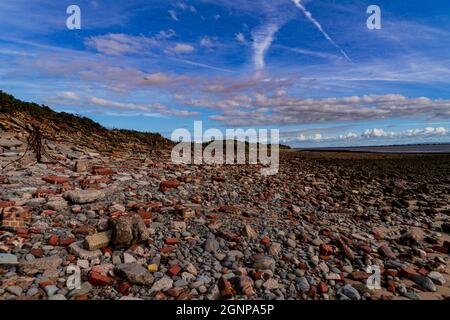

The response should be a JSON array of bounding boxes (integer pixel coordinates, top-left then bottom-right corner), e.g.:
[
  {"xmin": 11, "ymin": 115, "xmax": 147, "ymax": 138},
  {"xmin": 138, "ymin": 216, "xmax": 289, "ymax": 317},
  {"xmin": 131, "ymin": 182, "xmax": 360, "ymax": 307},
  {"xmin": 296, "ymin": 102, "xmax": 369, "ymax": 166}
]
[{"xmin": 0, "ymin": 132, "xmax": 449, "ymax": 301}]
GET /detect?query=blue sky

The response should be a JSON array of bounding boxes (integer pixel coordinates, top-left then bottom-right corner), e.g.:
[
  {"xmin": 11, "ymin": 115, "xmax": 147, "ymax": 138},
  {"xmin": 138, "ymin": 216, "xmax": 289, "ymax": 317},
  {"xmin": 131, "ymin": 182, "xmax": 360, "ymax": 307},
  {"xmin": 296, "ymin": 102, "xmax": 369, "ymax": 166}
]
[{"xmin": 1, "ymin": 0, "xmax": 450, "ymax": 147}]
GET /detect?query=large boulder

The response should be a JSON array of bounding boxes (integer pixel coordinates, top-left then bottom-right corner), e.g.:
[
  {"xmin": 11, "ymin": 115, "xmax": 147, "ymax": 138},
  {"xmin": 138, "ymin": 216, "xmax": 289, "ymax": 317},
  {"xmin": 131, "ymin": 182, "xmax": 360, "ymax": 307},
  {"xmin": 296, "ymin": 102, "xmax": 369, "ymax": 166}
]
[{"xmin": 111, "ymin": 215, "xmax": 151, "ymax": 249}]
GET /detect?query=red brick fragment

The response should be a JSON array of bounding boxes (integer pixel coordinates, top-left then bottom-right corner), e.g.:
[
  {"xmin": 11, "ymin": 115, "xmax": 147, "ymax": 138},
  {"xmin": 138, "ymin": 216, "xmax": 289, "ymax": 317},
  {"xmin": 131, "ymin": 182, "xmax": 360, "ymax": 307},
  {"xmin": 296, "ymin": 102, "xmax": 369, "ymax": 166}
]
[
  {"xmin": 160, "ymin": 180, "xmax": 180, "ymax": 192},
  {"xmin": 88, "ymin": 272, "xmax": 113, "ymax": 286},
  {"xmin": 42, "ymin": 176, "xmax": 69, "ymax": 184},
  {"xmin": 167, "ymin": 265, "xmax": 181, "ymax": 277},
  {"xmin": 164, "ymin": 237, "xmax": 180, "ymax": 245}
]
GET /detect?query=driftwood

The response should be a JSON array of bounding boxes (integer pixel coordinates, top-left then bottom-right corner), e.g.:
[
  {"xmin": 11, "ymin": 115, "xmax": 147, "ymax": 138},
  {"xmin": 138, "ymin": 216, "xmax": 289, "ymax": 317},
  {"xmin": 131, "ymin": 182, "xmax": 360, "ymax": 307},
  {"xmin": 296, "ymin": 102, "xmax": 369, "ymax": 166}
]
[{"xmin": 1, "ymin": 125, "xmax": 70, "ymax": 171}]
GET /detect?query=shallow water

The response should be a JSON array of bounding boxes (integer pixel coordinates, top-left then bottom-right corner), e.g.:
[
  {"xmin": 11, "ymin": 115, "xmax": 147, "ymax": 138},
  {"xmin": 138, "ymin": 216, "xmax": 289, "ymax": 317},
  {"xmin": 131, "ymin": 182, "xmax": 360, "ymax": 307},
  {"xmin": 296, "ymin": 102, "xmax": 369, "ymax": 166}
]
[{"xmin": 300, "ymin": 144, "xmax": 450, "ymax": 154}]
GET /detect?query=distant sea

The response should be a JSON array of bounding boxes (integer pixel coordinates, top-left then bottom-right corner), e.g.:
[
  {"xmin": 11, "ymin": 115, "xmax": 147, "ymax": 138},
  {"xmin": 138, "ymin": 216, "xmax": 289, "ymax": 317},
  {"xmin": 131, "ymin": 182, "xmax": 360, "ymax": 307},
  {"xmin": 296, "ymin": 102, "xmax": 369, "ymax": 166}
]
[{"xmin": 298, "ymin": 144, "xmax": 450, "ymax": 154}]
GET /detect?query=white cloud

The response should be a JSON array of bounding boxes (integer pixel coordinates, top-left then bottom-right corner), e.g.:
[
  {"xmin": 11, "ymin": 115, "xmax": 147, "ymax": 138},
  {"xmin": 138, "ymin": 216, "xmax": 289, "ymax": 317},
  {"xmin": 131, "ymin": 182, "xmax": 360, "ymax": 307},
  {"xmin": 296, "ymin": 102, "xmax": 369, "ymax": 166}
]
[
  {"xmin": 199, "ymin": 36, "xmax": 218, "ymax": 48},
  {"xmin": 338, "ymin": 132, "xmax": 358, "ymax": 140},
  {"xmin": 404, "ymin": 127, "xmax": 448, "ymax": 137},
  {"xmin": 156, "ymin": 29, "xmax": 177, "ymax": 40},
  {"xmin": 289, "ymin": 126, "xmax": 449, "ymax": 144},
  {"xmin": 235, "ymin": 32, "xmax": 247, "ymax": 44},
  {"xmin": 170, "ymin": 43, "xmax": 195, "ymax": 54},
  {"xmin": 56, "ymin": 91, "xmax": 80, "ymax": 100},
  {"xmin": 362, "ymin": 128, "xmax": 395, "ymax": 138}
]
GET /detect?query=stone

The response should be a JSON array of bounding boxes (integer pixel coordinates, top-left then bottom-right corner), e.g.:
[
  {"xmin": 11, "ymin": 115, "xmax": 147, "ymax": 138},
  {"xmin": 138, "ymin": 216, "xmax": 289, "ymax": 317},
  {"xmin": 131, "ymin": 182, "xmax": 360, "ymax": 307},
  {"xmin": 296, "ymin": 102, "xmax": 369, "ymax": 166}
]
[
  {"xmin": 184, "ymin": 263, "xmax": 197, "ymax": 276},
  {"xmin": 318, "ymin": 262, "xmax": 330, "ymax": 273},
  {"xmin": 49, "ymin": 294, "xmax": 67, "ymax": 300},
  {"xmin": 286, "ymin": 238, "xmax": 296, "ymax": 248},
  {"xmin": 69, "ymin": 241, "xmax": 102, "ymax": 259},
  {"xmin": 340, "ymin": 284, "xmax": 361, "ymax": 300},
  {"xmin": 404, "ymin": 291, "xmax": 421, "ymax": 300},
  {"xmin": 243, "ymin": 224, "xmax": 257, "ymax": 239},
  {"xmin": 428, "ymin": 271, "xmax": 446, "ymax": 285},
  {"xmin": 109, "ymin": 204, "xmax": 126, "ymax": 213},
  {"xmin": 19, "ymin": 255, "xmax": 62, "ymax": 275},
  {"xmin": 44, "ymin": 285, "xmax": 59, "ymax": 296},
  {"xmin": 311, "ymin": 238, "xmax": 323, "ymax": 246},
  {"xmin": 263, "ymin": 278, "xmax": 282, "ymax": 290},
  {"xmin": 111, "ymin": 215, "xmax": 150, "ymax": 249},
  {"xmin": 238, "ymin": 276, "xmax": 255, "ymax": 296},
  {"xmin": 319, "ymin": 243, "xmax": 334, "ymax": 256},
  {"xmin": 27, "ymin": 287, "xmax": 39, "ymax": 296},
  {"xmin": 171, "ymin": 221, "xmax": 186, "ymax": 232},
  {"xmin": 7, "ymin": 285, "xmax": 23, "ymax": 296},
  {"xmin": 218, "ymin": 277, "xmax": 235, "ymax": 299},
  {"xmin": 342, "ymin": 244, "xmax": 355, "ymax": 260},
  {"xmin": 123, "ymin": 252, "xmax": 136, "ymax": 263},
  {"xmin": 379, "ymin": 245, "xmax": 396, "ymax": 259},
  {"xmin": 219, "ymin": 205, "xmax": 241, "ymax": 214},
  {"xmin": 91, "ymin": 263, "xmax": 114, "ymax": 275},
  {"xmin": 411, "ymin": 275, "xmax": 437, "ymax": 292},
  {"xmin": 0, "ymin": 137, "xmax": 23, "ymax": 148},
  {"xmin": 46, "ymin": 199, "xmax": 68, "ymax": 211},
  {"xmin": 151, "ymin": 276, "xmax": 173, "ymax": 292},
  {"xmin": 253, "ymin": 256, "xmax": 276, "ymax": 271},
  {"xmin": 351, "ymin": 271, "xmax": 369, "ymax": 281},
  {"xmin": 43, "ymin": 268, "xmax": 60, "ymax": 278},
  {"xmin": 77, "ymin": 259, "xmax": 90, "ymax": 269},
  {"xmin": 0, "ymin": 253, "xmax": 18, "ymax": 265},
  {"xmin": 295, "ymin": 277, "xmax": 310, "ymax": 292},
  {"xmin": 115, "ymin": 263, "xmax": 154, "ymax": 286},
  {"xmin": 74, "ymin": 161, "xmax": 89, "ymax": 172},
  {"xmin": 204, "ymin": 237, "xmax": 220, "ymax": 253},
  {"xmin": 398, "ymin": 230, "xmax": 420, "ymax": 245},
  {"xmin": 268, "ymin": 243, "xmax": 282, "ymax": 256},
  {"xmin": 119, "ymin": 296, "xmax": 143, "ymax": 300},
  {"xmin": 67, "ymin": 282, "xmax": 93, "ymax": 298},
  {"xmin": 148, "ymin": 264, "xmax": 158, "ymax": 273},
  {"xmin": 64, "ymin": 189, "xmax": 105, "ymax": 204}
]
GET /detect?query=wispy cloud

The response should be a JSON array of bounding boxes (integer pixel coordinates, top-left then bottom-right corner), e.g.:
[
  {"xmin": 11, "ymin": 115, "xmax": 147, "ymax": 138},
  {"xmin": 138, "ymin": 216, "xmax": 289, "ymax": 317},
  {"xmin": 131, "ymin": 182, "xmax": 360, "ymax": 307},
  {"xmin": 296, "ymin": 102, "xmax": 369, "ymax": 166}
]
[
  {"xmin": 252, "ymin": 23, "xmax": 279, "ymax": 70},
  {"xmin": 168, "ymin": 10, "xmax": 179, "ymax": 21},
  {"xmin": 50, "ymin": 94, "xmax": 200, "ymax": 118},
  {"xmin": 171, "ymin": 57, "xmax": 233, "ymax": 73},
  {"xmin": 235, "ymin": 32, "xmax": 247, "ymax": 44},
  {"xmin": 85, "ymin": 33, "xmax": 157, "ymax": 55}
]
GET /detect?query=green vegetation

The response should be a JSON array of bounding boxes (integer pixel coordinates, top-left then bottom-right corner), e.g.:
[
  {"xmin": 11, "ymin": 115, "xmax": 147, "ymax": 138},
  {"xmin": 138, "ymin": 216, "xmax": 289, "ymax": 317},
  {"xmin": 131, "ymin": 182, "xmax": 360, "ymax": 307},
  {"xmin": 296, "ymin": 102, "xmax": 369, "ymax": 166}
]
[{"xmin": 0, "ymin": 90, "xmax": 172, "ymax": 149}]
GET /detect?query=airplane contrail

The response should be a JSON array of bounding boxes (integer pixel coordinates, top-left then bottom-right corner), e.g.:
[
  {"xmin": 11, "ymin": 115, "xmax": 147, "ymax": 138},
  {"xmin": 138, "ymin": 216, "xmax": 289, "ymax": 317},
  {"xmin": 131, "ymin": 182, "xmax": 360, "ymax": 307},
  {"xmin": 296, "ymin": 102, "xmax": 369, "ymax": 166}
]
[{"xmin": 292, "ymin": 0, "xmax": 352, "ymax": 62}]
